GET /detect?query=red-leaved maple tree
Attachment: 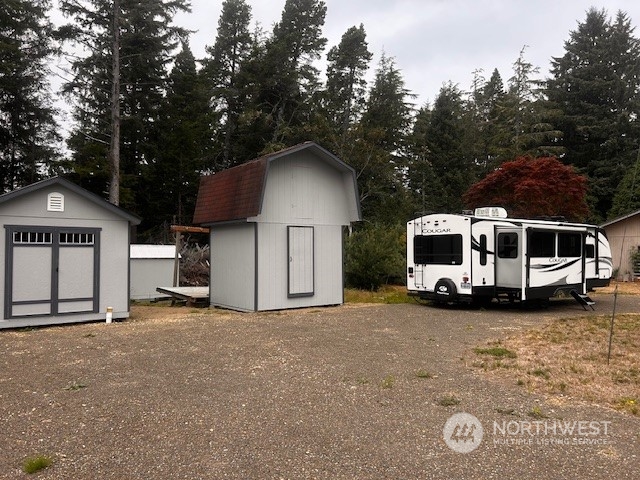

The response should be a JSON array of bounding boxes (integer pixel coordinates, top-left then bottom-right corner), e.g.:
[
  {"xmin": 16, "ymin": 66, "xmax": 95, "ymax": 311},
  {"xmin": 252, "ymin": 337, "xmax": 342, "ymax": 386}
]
[{"xmin": 463, "ymin": 156, "xmax": 589, "ymax": 220}]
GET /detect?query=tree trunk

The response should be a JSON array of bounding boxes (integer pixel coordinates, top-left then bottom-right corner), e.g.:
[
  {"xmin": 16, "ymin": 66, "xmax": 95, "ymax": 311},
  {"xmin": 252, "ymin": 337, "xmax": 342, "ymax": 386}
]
[{"xmin": 108, "ymin": 0, "xmax": 121, "ymax": 205}]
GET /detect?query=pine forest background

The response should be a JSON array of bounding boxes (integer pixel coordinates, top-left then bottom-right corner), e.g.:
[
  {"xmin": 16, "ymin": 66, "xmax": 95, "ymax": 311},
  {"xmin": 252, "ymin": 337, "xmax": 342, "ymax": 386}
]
[{"xmin": 3, "ymin": 0, "xmax": 640, "ymax": 262}]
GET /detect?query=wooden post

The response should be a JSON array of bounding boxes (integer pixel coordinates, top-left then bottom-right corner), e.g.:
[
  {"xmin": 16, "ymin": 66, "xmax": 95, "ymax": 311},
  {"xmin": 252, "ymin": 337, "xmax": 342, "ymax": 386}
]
[{"xmin": 173, "ymin": 231, "xmax": 181, "ymax": 287}]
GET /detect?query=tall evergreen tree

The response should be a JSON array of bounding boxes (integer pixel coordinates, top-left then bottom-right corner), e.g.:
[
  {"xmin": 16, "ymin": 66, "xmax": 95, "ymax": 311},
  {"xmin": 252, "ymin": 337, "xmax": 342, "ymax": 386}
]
[
  {"xmin": 202, "ymin": 0, "xmax": 253, "ymax": 168},
  {"xmin": 141, "ymin": 42, "xmax": 212, "ymax": 230},
  {"xmin": 324, "ymin": 24, "xmax": 372, "ymax": 147},
  {"xmin": 492, "ymin": 47, "xmax": 561, "ymax": 161},
  {"xmin": 416, "ymin": 82, "xmax": 472, "ymax": 214},
  {"xmin": 546, "ymin": 8, "xmax": 640, "ymax": 220},
  {"xmin": 351, "ymin": 53, "xmax": 414, "ymax": 223},
  {"xmin": 59, "ymin": 0, "xmax": 190, "ymax": 210},
  {"xmin": 474, "ymin": 68, "xmax": 507, "ymax": 172},
  {"xmin": 245, "ymin": 0, "xmax": 327, "ymax": 153},
  {"xmin": 0, "ymin": 0, "xmax": 59, "ymax": 191},
  {"xmin": 407, "ymin": 104, "xmax": 434, "ymax": 214}
]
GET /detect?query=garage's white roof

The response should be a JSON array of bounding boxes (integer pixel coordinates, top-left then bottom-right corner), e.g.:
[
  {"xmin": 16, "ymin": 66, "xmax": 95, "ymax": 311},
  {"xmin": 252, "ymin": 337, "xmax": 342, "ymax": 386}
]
[{"xmin": 130, "ymin": 244, "xmax": 177, "ymax": 259}]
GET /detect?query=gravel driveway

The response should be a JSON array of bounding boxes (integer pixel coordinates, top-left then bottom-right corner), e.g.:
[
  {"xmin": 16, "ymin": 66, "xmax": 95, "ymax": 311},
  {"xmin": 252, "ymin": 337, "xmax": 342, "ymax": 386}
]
[{"xmin": 0, "ymin": 295, "xmax": 638, "ymax": 479}]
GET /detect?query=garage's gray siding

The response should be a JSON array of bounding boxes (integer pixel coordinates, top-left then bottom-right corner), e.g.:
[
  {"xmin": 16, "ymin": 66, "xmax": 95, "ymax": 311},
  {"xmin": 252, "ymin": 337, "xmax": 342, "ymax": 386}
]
[{"xmin": 0, "ymin": 180, "xmax": 138, "ymax": 329}]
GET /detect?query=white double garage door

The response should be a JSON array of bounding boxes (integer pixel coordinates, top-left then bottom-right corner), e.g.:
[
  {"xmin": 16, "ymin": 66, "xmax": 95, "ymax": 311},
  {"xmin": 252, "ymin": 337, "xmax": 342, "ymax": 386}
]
[{"xmin": 5, "ymin": 226, "xmax": 100, "ymax": 319}]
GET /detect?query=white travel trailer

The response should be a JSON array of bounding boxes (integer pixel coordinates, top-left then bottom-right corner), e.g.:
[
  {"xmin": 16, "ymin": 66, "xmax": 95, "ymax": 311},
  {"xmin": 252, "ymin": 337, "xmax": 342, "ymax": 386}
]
[{"xmin": 407, "ymin": 208, "xmax": 612, "ymax": 304}]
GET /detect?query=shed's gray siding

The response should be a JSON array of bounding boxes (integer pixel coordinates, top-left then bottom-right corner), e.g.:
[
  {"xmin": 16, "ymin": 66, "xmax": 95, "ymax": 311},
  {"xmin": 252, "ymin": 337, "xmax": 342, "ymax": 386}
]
[
  {"xmin": 210, "ymin": 223, "xmax": 256, "ymax": 311},
  {"xmin": 250, "ymin": 153, "xmax": 350, "ymax": 310},
  {"xmin": 249, "ymin": 151, "xmax": 356, "ymax": 226},
  {"xmin": 256, "ymin": 223, "xmax": 343, "ymax": 310},
  {"xmin": 0, "ymin": 182, "xmax": 134, "ymax": 328}
]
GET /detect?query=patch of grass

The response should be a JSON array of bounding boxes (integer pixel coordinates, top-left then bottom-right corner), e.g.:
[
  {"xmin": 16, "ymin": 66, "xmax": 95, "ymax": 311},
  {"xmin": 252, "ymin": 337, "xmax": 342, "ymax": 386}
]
[
  {"xmin": 64, "ymin": 381, "xmax": 87, "ymax": 391},
  {"xmin": 380, "ymin": 375, "xmax": 395, "ymax": 389},
  {"xmin": 345, "ymin": 286, "xmax": 413, "ymax": 304},
  {"xmin": 23, "ymin": 455, "xmax": 52, "ymax": 474},
  {"xmin": 471, "ymin": 313, "xmax": 640, "ymax": 417},
  {"xmin": 357, "ymin": 377, "xmax": 370, "ymax": 385},
  {"xmin": 528, "ymin": 406, "xmax": 547, "ymax": 419},
  {"xmin": 531, "ymin": 368, "xmax": 551, "ymax": 380},
  {"xmin": 415, "ymin": 369, "xmax": 434, "ymax": 379},
  {"xmin": 615, "ymin": 397, "xmax": 639, "ymax": 415},
  {"xmin": 437, "ymin": 395, "xmax": 461, "ymax": 407},
  {"xmin": 473, "ymin": 346, "xmax": 517, "ymax": 358}
]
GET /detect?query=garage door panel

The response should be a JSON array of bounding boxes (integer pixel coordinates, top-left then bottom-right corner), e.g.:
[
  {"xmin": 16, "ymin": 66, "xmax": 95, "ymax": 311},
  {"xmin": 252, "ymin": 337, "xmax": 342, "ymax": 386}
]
[
  {"xmin": 12, "ymin": 247, "xmax": 52, "ymax": 303},
  {"xmin": 58, "ymin": 247, "xmax": 94, "ymax": 300},
  {"xmin": 58, "ymin": 300, "xmax": 94, "ymax": 314},
  {"xmin": 12, "ymin": 303, "xmax": 51, "ymax": 316},
  {"xmin": 6, "ymin": 227, "xmax": 99, "ymax": 319}
]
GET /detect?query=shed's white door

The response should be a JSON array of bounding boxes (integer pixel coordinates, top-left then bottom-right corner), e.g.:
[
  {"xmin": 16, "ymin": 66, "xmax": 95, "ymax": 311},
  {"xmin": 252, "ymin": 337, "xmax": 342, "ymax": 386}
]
[{"xmin": 288, "ymin": 226, "xmax": 314, "ymax": 297}]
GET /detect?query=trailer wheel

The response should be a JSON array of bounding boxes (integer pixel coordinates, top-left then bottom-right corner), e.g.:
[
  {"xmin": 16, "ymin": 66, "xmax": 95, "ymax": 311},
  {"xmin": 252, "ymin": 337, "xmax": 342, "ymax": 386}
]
[{"xmin": 434, "ymin": 278, "xmax": 457, "ymax": 303}]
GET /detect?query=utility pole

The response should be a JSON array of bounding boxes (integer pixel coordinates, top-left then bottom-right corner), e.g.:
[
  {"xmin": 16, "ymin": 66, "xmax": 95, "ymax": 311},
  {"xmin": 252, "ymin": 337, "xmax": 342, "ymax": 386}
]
[{"xmin": 108, "ymin": 0, "xmax": 121, "ymax": 205}]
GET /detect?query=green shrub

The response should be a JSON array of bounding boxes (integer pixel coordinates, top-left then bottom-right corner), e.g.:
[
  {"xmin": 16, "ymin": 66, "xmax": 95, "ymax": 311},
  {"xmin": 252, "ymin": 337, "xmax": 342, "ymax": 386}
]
[{"xmin": 345, "ymin": 224, "xmax": 405, "ymax": 290}]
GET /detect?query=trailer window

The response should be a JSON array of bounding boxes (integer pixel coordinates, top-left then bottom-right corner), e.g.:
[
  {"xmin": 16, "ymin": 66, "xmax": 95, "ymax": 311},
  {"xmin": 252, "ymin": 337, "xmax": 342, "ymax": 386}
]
[
  {"xmin": 558, "ymin": 233, "xmax": 581, "ymax": 257},
  {"xmin": 479, "ymin": 235, "xmax": 487, "ymax": 266},
  {"xmin": 414, "ymin": 235, "xmax": 463, "ymax": 265},
  {"xmin": 497, "ymin": 233, "xmax": 518, "ymax": 258},
  {"xmin": 529, "ymin": 231, "xmax": 555, "ymax": 257},
  {"xmin": 585, "ymin": 244, "xmax": 595, "ymax": 258}
]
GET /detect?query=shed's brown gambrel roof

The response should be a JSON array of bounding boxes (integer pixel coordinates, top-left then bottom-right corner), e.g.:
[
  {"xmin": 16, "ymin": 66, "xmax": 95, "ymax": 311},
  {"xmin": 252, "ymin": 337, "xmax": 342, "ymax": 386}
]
[
  {"xmin": 193, "ymin": 157, "xmax": 267, "ymax": 224},
  {"xmin": 193, "ymin": 142, "xmax": 361, "ymax": 225}
]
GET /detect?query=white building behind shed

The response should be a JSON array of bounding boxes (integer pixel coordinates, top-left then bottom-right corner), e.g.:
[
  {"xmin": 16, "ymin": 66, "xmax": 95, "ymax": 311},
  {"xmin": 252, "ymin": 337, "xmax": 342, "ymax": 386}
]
[{"xmin": 130, "ymin": 245, "xmax": 178, "ymax": 300}]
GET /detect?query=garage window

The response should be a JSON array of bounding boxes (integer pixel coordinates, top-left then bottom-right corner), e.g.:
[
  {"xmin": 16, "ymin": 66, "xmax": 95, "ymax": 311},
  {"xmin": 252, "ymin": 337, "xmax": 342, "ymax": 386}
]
[
  {"xmin": 60, "ymin": 232, "xmax": 94, "ymax": 245},
  {"xmin": 13, "ymin": 231, "xmax": 52, "ymax": 244}
]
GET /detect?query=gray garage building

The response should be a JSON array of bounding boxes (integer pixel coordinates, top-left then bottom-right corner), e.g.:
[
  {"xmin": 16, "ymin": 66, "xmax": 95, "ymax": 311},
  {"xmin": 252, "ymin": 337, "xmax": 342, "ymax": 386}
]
[
  {"xmin": 0, "ymin": 177, "xmax": 141, "ymax": 329},
  {"xmin": 193, "ymin": 142, "xmax": 361, "ymax": 311}
]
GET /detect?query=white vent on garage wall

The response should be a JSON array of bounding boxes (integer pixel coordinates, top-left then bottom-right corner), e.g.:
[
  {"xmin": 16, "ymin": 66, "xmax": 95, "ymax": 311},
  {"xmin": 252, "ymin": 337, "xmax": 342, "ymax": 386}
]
[{"xmin": 47, "ymin": 192, "xmax": 64, "ymax": 212}]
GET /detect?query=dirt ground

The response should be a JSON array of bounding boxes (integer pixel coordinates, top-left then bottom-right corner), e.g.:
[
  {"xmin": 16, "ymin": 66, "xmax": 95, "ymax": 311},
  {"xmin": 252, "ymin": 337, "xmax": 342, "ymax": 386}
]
[{"xmin": 0, "ymin": 294, "xmax": 639, "ymax": 479}]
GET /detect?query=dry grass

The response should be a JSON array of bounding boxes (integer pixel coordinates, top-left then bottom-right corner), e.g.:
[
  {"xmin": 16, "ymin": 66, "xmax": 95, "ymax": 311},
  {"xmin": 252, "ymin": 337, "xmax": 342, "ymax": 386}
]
[
  {"xmin": 344, "ymin": 285, "xmax": 413, "ymax": 304},
  {"xmin": 597, "ymin": 280, "xmax": 640, "ymax": 296},
  {"xmin": 473, "ymin": 313, "xmax": 640, "ymax": 416}
]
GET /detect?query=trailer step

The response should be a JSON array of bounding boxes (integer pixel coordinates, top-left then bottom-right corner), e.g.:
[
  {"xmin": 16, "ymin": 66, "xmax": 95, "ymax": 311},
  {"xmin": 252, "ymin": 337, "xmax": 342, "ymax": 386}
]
[{"xmin": 570, "ymin": 290, "xmax": 595, "ymax": 311}]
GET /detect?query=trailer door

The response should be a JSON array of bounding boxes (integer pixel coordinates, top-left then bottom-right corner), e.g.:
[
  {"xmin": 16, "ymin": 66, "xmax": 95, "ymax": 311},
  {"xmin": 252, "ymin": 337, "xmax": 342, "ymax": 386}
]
[{"xmin": 495, "ymin": 227, "xmax": 523, "ymax": 291}]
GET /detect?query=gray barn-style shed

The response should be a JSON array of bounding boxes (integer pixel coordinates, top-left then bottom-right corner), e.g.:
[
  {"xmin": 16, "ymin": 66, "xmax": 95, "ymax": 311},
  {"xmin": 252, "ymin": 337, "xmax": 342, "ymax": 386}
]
[
  {"xmin": 0, "ymin": 177, "xmax": 141, "ymax": 329},
  {"xmin": 193, "ymin": 142, "xmax": 361, "ymax": 311}
]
